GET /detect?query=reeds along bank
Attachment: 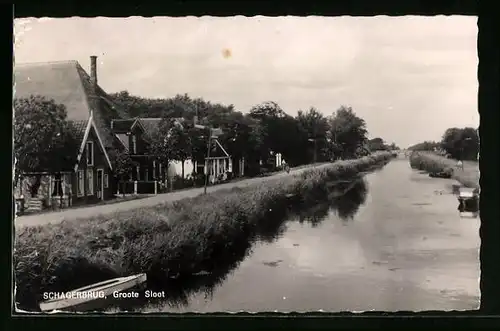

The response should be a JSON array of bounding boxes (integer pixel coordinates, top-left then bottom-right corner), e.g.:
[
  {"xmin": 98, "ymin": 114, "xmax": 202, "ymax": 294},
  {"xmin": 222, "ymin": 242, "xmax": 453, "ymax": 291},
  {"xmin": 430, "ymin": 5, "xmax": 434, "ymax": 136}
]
[
  {"xmin": 14, "ymin": 151, "xmax": 394, "ymax": 311},
  {"xmin": 409, "ymin": 151, "xmax": 479, "ymax": 188}
]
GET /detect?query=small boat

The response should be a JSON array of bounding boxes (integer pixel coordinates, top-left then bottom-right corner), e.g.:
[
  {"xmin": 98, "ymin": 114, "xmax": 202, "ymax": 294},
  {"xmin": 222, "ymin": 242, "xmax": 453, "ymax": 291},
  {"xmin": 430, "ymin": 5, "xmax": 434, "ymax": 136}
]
[
  {"xmin": 39, "ymin": 273, "xmax": 147, "ymax": 312},
  {"xmin": 429, "ymin": 171, "xmax": 452, "ymax": 179},
  {"xmin": 457, "ymin": 188, "xmax": 480, "ymax": 218}
]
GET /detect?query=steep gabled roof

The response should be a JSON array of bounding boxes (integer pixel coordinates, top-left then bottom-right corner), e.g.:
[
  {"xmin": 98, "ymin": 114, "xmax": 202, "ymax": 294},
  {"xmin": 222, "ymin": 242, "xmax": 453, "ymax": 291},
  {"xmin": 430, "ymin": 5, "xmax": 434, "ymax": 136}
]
[
  {"xmin": 206, "ymin": 138, "xmax": 231, "ymax": 158},
  {"xmin": 14, "ymin": 60, "xmax": 124, "ymax": 170},
  {"xmin": 74, "ymin": 116, "xmax": 113, "ymax": 172},
  {"xmin": 115, "ymin": 133, "xmax": 129, "ymax": 151},
  {"xmin": 67, "ymin": 120, "xmax": 88, "ymax": 144},
  {"xmin": 14, "ymin": 60, "xmax": 127, "ymax": 150},
  {"xmin": 137, "ymin": 118, "xmax": 162, "ymax": 138},
  {"xmin": 74, "ymin": 62, "xmax": 128, "ymax": 148},
  {"xmin": 15, "ymin": 61, "xmax": 91, "ymax": 122},
  {"xmin": 111, "ymin": 117, "xmax": 185, "ymax": 141},
  {"xmin": 111, "ymin": 119, "xmax": 136, "ymax": 133}
]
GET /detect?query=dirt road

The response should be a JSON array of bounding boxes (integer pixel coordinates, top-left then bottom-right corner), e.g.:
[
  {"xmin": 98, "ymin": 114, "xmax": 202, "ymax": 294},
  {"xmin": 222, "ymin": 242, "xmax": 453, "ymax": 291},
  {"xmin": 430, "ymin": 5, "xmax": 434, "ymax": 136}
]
[{"xmin": 15, "ymin": 164, "xmax": 329, "ymax": 228}]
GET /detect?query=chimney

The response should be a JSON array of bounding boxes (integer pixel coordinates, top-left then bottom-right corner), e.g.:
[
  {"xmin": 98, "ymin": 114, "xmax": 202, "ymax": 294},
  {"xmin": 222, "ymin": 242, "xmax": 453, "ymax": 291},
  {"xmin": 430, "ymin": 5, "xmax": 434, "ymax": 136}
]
[{"xmin": 90, "ymin": 55, "xmax": 98, "ymax": 87}]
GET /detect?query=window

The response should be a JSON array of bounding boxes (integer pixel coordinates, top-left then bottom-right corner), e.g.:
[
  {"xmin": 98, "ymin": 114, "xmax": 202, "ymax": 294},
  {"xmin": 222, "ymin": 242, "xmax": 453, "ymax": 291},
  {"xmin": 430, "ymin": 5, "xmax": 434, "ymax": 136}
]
[
  {"xmin": 86, "ymin": 141, "xmax": 94, "ymax": 166},
  {"xmin": 104, "ymin": 173, "xmax": 109, "ymax": 189},
  {"xmin": 77, "ymin": 170, "xmax": 84, "ymax": 196},
  {"xmin": 52, "ymin": 174, "xmax": 63, "ymax": 196},
  {"xmin": 87, "ymin": 169, "xmax": 94, "ymax": 195},
  {"xmin": 131, "ymin": 135, "xmax": 137, "ymax": 154}
]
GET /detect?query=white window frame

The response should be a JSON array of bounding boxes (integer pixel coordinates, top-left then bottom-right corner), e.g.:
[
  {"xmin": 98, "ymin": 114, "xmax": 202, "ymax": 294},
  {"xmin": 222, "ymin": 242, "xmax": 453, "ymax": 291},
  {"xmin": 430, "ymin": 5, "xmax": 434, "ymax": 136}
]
[
  {"xmin": 131, "ymin": 135, "xmax": 137, "ymax": 154},
  {"xmin": 104, "ymin": 173, "xmax": 109, "ymax": 189},
  {"xmin": 87, "ymin": 169, "xmax": 94, "ymax": 195},
  {"xmin": 77, "ymin": 170, "xmax": 84, "ymax": 197},
  {"xmin": 86, "ymin": 141, "xmax": 94, "ymax": 166}
]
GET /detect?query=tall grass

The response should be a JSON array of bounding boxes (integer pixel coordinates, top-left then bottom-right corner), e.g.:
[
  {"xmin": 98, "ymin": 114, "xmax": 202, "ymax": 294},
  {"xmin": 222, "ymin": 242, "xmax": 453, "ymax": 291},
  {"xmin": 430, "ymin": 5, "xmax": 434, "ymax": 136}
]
[
  {"xmin": 14, "ymin": 152, "xmax": 394, "ymax": 311},
  {"xmin": 409, "ymin": 151, "xmax": 479, "ymax": 188}
]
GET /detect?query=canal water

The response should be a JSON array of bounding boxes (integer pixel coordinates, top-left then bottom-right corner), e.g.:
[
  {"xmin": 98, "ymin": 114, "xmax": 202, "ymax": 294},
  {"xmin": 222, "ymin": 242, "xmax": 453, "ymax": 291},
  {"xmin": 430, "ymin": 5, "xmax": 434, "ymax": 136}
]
[{"xmin": 113, "ymin": 159, "xmax": 480, "ymax": 313}]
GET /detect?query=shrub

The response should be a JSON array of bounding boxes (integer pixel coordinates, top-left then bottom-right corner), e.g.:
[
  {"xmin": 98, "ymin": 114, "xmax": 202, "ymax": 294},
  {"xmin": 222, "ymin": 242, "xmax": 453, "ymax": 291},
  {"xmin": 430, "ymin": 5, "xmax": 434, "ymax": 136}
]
[{"xmin": 409, "ymin": 151, "xmax": 479, "ymax": 188}]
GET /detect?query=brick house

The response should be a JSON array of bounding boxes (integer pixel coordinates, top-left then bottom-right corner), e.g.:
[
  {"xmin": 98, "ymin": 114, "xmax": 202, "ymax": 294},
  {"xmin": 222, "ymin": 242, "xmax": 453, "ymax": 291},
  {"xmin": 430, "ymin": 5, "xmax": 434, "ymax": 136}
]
[
  {"xmin": 14, "ymin": 56, "xmax": 127, "ymax": 210},
  {"xmin": 110, "ymin": 117, "xmax": 186, "ymax": 194},
  {"xmin": 111, "ymin": 117, "xmax": 239, "ymax": 192}
]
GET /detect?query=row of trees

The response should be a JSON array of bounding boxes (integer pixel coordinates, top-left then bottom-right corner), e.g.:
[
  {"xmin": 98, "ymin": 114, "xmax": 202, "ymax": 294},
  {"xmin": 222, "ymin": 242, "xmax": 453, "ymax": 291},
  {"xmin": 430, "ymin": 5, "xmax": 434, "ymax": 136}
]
[
  {"xmin": 110, "ymin": 91, "xmax": 399, "ymax": 175},
  {"xmin": 366, "ymin": 138, "xmax": 399, "ymax": 152},
  {"xmin": 408, "ymin": 127, "xmax": 479, "ymax": 161}
]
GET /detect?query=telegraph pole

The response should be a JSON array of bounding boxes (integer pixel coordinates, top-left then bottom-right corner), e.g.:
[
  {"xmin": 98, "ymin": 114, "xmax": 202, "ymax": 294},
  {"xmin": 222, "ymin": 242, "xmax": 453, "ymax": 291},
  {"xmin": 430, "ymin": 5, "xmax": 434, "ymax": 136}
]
[
  {"xmin": 204, "ymin": 128, "xmax": 212, "ymax": 195},
  {"xmin": 194, "ymin": 110, "xmax": 224, "ymax": 195},
  {"xmin": 314, "ymin": 138, "xmax": 317, "ymax": 163}
]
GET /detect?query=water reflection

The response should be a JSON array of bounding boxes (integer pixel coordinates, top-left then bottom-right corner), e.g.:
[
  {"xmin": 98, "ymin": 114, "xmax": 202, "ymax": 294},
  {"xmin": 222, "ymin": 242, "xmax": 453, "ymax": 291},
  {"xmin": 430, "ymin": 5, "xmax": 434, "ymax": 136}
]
[
  {"xmin": 333, "ymin": 179, "xmax": 369, "ymax": 221},
  {"xmin": 110, "ymin": 177, "xmax": 369, "ymax": 312},
  {"xmin": 296, "ymin": 178, "xmax": 368, "ymax": 226}
]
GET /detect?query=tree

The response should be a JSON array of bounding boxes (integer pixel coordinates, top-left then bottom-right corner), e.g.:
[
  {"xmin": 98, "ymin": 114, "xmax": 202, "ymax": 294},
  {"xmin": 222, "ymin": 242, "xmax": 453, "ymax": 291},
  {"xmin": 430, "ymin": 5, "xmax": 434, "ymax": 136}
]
[
  {"xmin": 215, "ymin": 112, "xmax": 255, "ymax": 162},
  {"xmin": 408, "ymin": 141, "xmax": 440, "ymax": 152},
  {"xmin": 296, "ymin": 108, "xmax": 330, "ymax": 163},
  {"xmin": 185, "ymin": 122, "xmax": 210, "ymax": 168},
  {"xmin": 111, "ymin": 149, "xmax": 137, "ymax": 196},
  {"xmin": 388, "ymin": 142, "xmax": 399, "ymax": 150},
  {"xmin": 368, "ymin": 138, "xmax": 388, "ymax": 151},
  {"xmin": 247, "ymin": 102, "xmax": 283, "ymax": 168},
  {"xmin": 247, "ymin": 101, "xmax": 311, "ymax": 169},
  {"xmin": 169, "ymin": 121, "xmax": 192, "ymax": 179},
  {"xmin": 14, "ymin": 95, "xmax": 78, "ymax": 196},
  {"xmin": 441, "ymin": 127, "xmax": 479, "ymax": 161},
  {"xmin": 249, "ymin": 101, "xmax": 286, "ymax": 120},
  {"xmin": 109, "ymin": 91, "xmax": 234, "ymax": 123},
  {"xmin": 271, "ymin": 114, "xmax": 306, "ymax": 166},
  {"xmin": 148, "ymin": 118, "xmax": 178, "ymax": 187},
  {"xmin": 327, "ymin": 106, "xmax": 368, "ymax": 159}
]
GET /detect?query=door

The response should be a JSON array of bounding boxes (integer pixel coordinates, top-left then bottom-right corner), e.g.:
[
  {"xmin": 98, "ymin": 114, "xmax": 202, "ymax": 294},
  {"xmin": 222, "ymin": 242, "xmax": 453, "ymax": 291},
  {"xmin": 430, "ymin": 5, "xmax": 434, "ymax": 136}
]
[{"xmin": 96, "ymin": 169, "xmax": 104, "ymax": 200}]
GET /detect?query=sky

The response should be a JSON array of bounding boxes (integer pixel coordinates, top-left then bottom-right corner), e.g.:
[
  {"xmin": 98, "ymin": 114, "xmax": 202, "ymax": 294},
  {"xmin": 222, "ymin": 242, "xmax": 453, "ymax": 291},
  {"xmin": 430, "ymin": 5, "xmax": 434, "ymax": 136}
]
[{"xmin": 14, "ymin": 15, "xmax": 478, "ymax": 148}]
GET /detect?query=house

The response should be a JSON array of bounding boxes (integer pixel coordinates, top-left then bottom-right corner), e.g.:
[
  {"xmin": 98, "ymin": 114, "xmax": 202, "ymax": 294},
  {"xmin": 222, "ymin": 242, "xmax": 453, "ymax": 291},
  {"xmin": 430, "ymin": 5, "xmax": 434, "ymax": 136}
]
[
  {"xmin": 204, "ymin": 137, "xmax": 233, "ymax": 183},
  {"xmin": 14, "ymin": 56, "xmax": 127, "ymax": 210},
  {"xmin": 110, "ymin": 117, "xmax": 236, "ymax": 192},
  {"xmin": 110, "ymin": 117, "xmax": 195, "ymax": 194}
]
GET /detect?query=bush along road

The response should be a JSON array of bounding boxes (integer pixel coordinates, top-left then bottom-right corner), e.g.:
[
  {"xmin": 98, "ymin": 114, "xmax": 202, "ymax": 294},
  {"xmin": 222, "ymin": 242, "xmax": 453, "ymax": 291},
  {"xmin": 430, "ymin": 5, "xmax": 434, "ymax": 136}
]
[{"xmin": 14, "ymin": 152, "xmax": 395, "ymax": 311}]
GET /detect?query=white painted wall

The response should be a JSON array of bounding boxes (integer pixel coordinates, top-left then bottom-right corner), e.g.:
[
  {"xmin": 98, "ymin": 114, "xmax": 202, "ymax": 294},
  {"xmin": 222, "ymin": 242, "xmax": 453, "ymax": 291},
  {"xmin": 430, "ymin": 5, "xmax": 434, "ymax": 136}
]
[
  {"xmin": 167, "ymin": 159, "xmax": 195, "ymax": 178},
  {"xmin": 275, "ymin": 153, "xmax": 283, "ymax": 167}
]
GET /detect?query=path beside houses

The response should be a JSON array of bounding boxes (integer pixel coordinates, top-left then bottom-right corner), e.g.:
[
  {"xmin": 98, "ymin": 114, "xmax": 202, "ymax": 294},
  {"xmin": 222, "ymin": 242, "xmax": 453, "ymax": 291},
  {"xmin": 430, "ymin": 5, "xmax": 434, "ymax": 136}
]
[{"xmin": 15, "ymin": 164, "xmax": 329, "ymax": 228}]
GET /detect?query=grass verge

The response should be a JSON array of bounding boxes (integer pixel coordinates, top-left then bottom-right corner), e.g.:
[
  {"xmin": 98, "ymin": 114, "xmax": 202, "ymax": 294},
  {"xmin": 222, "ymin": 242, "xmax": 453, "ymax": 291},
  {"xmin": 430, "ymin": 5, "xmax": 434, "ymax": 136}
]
[
  {"xmin": 14, "ymin": 152, "xmax": 394, "ymax": 311},
  {"xmin": 409, "ymin": 151, "xmax": 479, "ymax": 189}
]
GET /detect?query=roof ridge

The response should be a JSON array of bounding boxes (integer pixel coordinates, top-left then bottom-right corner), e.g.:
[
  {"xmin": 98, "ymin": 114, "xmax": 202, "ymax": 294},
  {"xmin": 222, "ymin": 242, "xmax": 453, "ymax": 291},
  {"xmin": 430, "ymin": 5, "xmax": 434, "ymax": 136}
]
[
  {"xmin": 15, "ymin": 60, "xmax": 79, "ymax": 67},
  {"xmin": 73, "ymin": 62, "xmax": 93, "ymax": 117}
]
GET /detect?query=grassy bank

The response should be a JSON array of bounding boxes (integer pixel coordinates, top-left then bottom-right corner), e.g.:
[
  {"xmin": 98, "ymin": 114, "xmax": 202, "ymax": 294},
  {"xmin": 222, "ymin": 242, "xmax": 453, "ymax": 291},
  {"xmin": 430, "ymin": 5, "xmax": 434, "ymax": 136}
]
[
  {"xmin": 409, "ymin": 151, "xmax": 479, "ymax": 189},
  {"xmin": 15, "ymin": 152, "xmax": 394, "ymax": 310}
]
